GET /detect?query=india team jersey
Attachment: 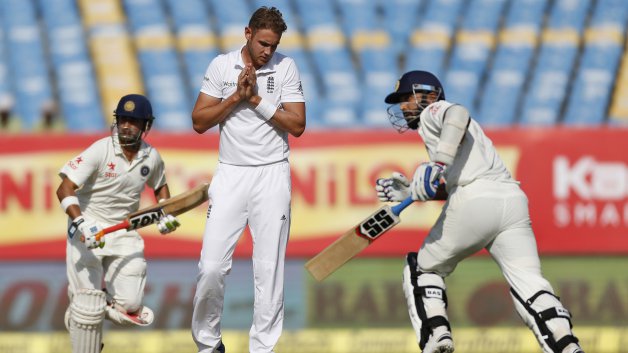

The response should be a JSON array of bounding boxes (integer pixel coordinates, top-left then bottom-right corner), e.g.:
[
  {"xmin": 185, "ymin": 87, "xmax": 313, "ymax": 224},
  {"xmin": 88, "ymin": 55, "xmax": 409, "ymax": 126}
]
[
  {"xmin": 200, "ymin": 47, "xmax": 305, "ymax": 166},
  {"xmin": 418, "ymin": 100, "xmax": 515, "ymax": 190},
  {"xmin": 59, "ymin": 137, "xmax": 167, "ymax": 226}
]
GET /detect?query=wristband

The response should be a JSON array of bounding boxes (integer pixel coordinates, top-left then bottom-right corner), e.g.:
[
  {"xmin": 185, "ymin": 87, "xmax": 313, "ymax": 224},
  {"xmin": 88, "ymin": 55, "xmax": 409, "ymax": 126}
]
[
  {"xmin": 254, "ymin": 98, "xmax": 276, "ymax": 121},
  {"xmin": 60, "ymin": 196, "xmax": 79, "ymax": 212}
]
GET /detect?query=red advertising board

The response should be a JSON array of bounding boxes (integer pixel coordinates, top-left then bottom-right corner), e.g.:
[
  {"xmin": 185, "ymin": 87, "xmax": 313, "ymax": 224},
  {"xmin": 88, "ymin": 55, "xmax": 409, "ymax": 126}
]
[{"xmin": 0, "ymin": 127, "xmax": 626, "ymax": 260}]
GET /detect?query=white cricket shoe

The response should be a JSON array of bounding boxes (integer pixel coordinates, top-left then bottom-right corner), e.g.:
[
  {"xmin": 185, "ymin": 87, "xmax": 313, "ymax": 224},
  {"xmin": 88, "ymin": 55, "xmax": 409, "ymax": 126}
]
[
  {"xmin": 563, "ymin": 343, "xmax": 585, "ymax": 353},
  {"xmin": 422, "ymin": 327, "xmax": 454, "ymax": 353}
]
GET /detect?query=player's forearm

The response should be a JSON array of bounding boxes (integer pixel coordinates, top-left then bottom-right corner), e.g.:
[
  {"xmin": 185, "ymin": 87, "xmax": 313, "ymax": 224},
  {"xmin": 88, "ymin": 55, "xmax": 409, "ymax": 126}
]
[
  {"xmin": 249, "ymin": 96, "xmax": 305, "ymax": 137},
  {"xmin": 154, "ymin": 184, "xmax": 171, "ymax": 202},
  {"xmin": 56, "ymin": 179, "xmax": 81, "ymax": 219},
  {"xmin": 269, "ymin": 109, "xmax": 306, "ymax": 137},
  {"xmin": 192, "ymin": 94, "xmax": 241, "ymax": 133}
]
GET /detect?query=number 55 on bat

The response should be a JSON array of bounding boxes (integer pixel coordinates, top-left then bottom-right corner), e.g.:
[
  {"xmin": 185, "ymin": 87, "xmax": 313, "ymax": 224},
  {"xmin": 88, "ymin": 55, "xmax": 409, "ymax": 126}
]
[{"xmin": 305, "ymin": 197, "xmax": 413, "ymax": 281}]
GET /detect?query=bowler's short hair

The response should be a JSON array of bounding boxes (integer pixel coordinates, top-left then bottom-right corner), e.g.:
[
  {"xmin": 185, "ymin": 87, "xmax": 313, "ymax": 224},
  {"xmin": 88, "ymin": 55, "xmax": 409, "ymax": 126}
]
[{"xmin": 248, "ymin": 6, "xmax": 287, "ymax": 34}]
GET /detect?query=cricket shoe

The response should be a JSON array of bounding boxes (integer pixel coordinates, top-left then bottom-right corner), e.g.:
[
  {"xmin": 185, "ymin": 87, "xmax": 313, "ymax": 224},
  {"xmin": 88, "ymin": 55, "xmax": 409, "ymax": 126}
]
[
  {"xmin": 422, "ymin": 329, "xmax": 454, "ymax": 353},
  {"xmin": 563, "ymin": 343, "xmax": 585, "ymax": 353}
]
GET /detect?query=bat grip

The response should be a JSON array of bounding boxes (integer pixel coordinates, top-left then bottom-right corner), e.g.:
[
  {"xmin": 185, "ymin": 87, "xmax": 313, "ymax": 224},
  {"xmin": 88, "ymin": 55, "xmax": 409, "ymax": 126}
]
[
  {"xmin": 391, "ymin": 197, "xmax": 413, "ymax": 216},
  {"xmin": 95, "ymin": 220, "xmax": 129, "ymax": 241}
]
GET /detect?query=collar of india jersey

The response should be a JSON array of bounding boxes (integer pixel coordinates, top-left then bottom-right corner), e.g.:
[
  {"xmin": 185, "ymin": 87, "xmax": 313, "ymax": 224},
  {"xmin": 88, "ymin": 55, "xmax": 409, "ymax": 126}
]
[
  {"xmin": 206, "ymin": 47, "xmax": 304, "ymax": 166},
  {"xmin": 59, "ymin": 137, "xmax": 163, "ymax": 225},
  {"xmin": 418, "ymin": 101, "xmax": 514, "ymax": 189}
]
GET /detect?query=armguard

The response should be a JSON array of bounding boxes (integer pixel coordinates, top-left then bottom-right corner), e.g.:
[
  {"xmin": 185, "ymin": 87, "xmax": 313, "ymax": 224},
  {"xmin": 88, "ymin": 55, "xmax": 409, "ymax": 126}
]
[{"xmin": 435, "ymin": 104, "xmax": 470, "ymax": 165}]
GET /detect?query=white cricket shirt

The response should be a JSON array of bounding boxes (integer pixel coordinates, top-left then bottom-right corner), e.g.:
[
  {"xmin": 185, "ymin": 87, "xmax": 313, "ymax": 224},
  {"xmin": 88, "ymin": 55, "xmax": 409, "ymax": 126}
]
[
  {"xmin": 59, "ymin": 137, "xmax": 167, "ymax": 226},
  {"xmin": 200, "ymin": 47, "xmax": 305, "ymax": 166},
  {"xmin": 418, "ymin": 100, "xmax": 515, "ymax": 190}
]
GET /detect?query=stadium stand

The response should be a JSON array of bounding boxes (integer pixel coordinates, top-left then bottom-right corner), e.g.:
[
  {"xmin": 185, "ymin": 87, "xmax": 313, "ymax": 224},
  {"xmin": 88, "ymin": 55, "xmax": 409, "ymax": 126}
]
[
  {"xmin": 2, "ymin": 0, "xmax": 628, "ymax": 132},
  {"xmin": 443, "ymin": 0, "xmax": 509, "ymax": 119},
  {"xmin": 475, "ymin": 0, "xmax": 548, "ymax": 126},
  {"xmin": 122, "ymin": 0, "xmax": 191, "ymax": 131},
  {"xmin": 405, "ymin": 0, "xmax": 465, "ymax": 82},
  {"xmin": 0, "ymin": 0, "xmax": 55, "ymax": 131},
  {"xmin": 0, "ymin": 12, "xmax": 14, "ymax": 129},
  {"xmin": 77, "ymin": 0, "xmax": 144, "ymax": 127},
  {"xmin": 563, "ymin": 0, "xmax": 628, "ymax": 125},
  {"xmin": 164, "ymin": 0, "xmax": 219, "ymax": 105},
  {"xmin": 37, "ymin": 0, "xmax": 105, "ymax": 132},
  {"xmin": 293, "ymin": 0, "xmax": 360, "ymax": 126},
  {"xmin": 519, "ymin": 0, "xmax": 594, "ymax": 125}
]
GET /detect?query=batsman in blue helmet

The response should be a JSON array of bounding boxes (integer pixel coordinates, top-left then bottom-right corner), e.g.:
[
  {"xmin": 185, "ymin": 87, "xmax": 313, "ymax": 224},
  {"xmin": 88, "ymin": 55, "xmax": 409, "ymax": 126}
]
[
  {"xmin": 375, "ymin": 71, "xmax": 586, "ymax": 353},
  {"xmin": 56, "ymin": 94, "xmax": 181, "ymax": 353}
]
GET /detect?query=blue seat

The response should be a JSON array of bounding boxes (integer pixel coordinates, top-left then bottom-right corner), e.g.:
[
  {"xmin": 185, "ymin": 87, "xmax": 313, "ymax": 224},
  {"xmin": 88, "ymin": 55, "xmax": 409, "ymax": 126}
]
[
  {"xmin": 359, "ymin": 49, "xmax": 398, "ymax": 127},
  {"xmin": 562, "ymin": 0, "xmax": 628, "ymax": 125},
  {"xmin": 519, "ymin": 44, "xmax": 579, "ymax": 125},
  {"xmin": 475, "ymin": 0, "xmax": 547, "ymax": 126},
  {"xmin": 380, "ymin": 0, "xmax": 427, "ymax": 57},
  {"xmin": 404, "ymin": 0, "xmax": 465, "ymax": 75},
  {"xmin": 164, "ymin": 0, "xmax": 219, "ymax": 104},
  {"xmin": 122, "ymin": 0, "xmax": 191, "ymax": 131},
  {"xmin": 441, "ymin": 0, "xmax": 507, "ymax": 116},
  {"xmin": 476, "ymin": 46, "xmax": 533, "ymax": 126},
  {"xmin": 137, "ymin": 49, "xmax": 191, "ymax": 130},
  {"xmin": 518, "ymin": 0, "xmax": 592, "ymax": 125},
  {"xmin": 0, "ymin": 0, "xmax": 54, "ymax": 131},
  {"xmin": 37, "ymin": 0, "xmax": 104, "ymax": 132},
  {"xmin": 206, "ymin": 0, "xmax": 251, "ymax": 52}
]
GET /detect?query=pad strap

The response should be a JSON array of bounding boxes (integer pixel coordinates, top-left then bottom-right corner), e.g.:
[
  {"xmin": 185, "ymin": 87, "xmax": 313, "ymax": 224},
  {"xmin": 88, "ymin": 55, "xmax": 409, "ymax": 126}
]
[{"xmin": 511, "ymin": 288, "xmax": 576, "ymax": 352}]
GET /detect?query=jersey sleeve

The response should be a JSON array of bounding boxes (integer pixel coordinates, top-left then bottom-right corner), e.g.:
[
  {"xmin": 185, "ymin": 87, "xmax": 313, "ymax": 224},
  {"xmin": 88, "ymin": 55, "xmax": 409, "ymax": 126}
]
[
  {"xmin": 58, "ymin": 141, "xmax": 103, "ymax": 187},
  {"xmin": 200, "ymin": 55, "xmax": 224, "ymax": 99},
  {"xmin": 280, "ymin": 58, "xmax": 305, "ymax": 103},
  {"xmin": 147, "ymin": 150, "xmax": 167, "ymax": 191}
]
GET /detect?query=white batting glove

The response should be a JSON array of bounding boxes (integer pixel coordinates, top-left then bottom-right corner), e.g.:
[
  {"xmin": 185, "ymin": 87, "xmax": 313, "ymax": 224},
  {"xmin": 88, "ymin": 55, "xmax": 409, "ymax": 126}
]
[
  {"xmin": 411, "ymin": 162, "xmax": 446, "ymax": 201},
  {"xmin": 375, "ymin": 172, "xmax": 412, "ymax": 202},
  {"xmin": 68, "ymin": 215, "xmax": 104, "ymax": 249},
  {"xmin": 157, "ymin": 214, "xmax": 180, "ymax": 234}
]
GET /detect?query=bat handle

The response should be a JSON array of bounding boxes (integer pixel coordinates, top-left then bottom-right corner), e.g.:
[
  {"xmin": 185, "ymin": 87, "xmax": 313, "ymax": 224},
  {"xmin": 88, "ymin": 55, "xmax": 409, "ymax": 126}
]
[
  {"xmin": 95, "ymin": 221, "xmax": 129, "ymax": 241},
  {"xmin": 391, "ymin": 197, "xmax": 414, "ymax": 216}
]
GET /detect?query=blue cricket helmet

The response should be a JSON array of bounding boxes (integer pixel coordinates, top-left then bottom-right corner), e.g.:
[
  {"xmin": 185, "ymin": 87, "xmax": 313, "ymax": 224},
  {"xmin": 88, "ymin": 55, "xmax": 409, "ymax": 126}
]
[{"xmin": 384, "ymin": 70, "xmax": 445, "ymax": 104}]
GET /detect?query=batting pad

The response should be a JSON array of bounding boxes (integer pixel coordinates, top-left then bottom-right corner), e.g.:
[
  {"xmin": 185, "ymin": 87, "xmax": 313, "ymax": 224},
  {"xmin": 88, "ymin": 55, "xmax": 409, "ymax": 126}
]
[{"xmin": 70, "ymin": 288, "xmax": 106, "ymax": 353}]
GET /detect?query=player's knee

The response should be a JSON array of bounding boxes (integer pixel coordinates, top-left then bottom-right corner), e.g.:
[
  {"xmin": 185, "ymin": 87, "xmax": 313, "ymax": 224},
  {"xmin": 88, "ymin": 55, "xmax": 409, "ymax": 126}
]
[
  {"xmin": 114, "ymin": 296, "xmax": 143, "ymax": 313},
  {"xmin": 198, "ymin": 260, "xmax": 229, "ymax": 279}
]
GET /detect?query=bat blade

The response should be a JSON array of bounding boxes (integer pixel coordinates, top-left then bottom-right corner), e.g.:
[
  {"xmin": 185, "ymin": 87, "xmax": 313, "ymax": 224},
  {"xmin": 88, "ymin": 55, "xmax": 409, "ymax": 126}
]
[
  {"xmin": 305, "ymin": 198, "xmax": 413, "ymax": 281},
  {"xmin": 96, "ymin": 182, "xmax": 210, "ymax": 239}
]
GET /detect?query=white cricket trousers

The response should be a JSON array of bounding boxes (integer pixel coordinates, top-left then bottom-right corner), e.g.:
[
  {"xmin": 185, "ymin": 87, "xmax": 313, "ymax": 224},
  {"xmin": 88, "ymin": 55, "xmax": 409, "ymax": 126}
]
[
  {"xmin": 193, "ymin": 161, "xmax": 291, "ymax": 353},
  {"xmin": 66, "ymin": 232, "xmax": 147, "ymax": 313},
  {"xmin": 418, "ymin": 179, "xmax": 554, "ymax": 303}
]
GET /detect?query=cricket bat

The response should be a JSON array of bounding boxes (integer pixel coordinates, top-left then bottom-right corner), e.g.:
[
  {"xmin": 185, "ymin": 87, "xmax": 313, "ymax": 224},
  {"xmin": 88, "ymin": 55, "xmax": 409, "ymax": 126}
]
[
  {"xmin": 305, "ymin": 197, "xmax": 414, "ymax": 281},
  {"xmin": 95, "ymin": 182, "xmax": 209, "ymax": 241}
]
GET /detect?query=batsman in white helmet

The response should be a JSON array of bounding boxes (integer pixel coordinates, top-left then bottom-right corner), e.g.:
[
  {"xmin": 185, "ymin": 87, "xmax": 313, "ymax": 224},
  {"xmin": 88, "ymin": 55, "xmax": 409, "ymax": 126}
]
[
  {"xmin": 375, "ymin": 71, "xmax": 585, "ymax": 353},
  {"xmin": 56, "ymin": 94, "xmax": 181, "ymax": 353}
]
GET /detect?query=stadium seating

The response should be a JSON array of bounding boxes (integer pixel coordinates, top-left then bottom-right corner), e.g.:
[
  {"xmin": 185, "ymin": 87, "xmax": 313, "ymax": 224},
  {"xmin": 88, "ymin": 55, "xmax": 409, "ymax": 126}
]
[
  {"xmin": 2, "ymin": 0, "xmax": 628, "ymax": 132},
  {"xmin": 0, "ymin": 0, "xmax": 55, "ymax": 131},
  {"xmin": 563, "ymin": 0, "xmax": 628, "ymax": 125},
  {"xmin": 475, "ymin": 0, "xmax": 548, "ymax": 126},
  {"xmin": 37, "ymin": 0, "xmax": 105, "ymax": 132},
  {"xmin": 443, "ymin": 0, "xmax": 509, "ymax": 119},
  {"xmin": 519, "ymin": 0, "xmax": 593, "ymax": 125}
]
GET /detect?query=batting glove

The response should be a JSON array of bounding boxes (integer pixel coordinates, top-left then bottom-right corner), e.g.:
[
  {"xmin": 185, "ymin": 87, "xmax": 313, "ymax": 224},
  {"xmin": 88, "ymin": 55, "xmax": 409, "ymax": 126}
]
[
  {"xmin": 157, "ymin": 214, "xmax": 180, "ymax": 234},
  {"xmin": 375, "ymin": 172, "xmax": 412, "ymax": 202},
  {"xmin": 411, "ymin": 162, "xmax": 446, "ymax": 201},
  {"xmin": 68, "ymin": 215, "xmax": 105, "ymax": 249}
]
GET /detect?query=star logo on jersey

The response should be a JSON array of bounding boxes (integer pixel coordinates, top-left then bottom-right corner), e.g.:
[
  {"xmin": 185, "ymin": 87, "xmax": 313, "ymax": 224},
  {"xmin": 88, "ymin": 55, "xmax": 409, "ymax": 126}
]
[
  {"xmin": 68, "ymin": 156, "xmax": 83, "ymax": 170},
  {"xmin": 76, "ymin": 156, "xmax": 83, "ymax": 164},
  {"xmin": 107, "ymin": 162, "xmax": 116, "ymax": 171}
]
